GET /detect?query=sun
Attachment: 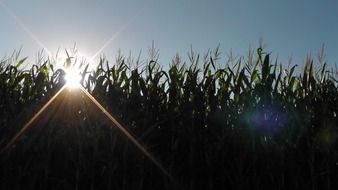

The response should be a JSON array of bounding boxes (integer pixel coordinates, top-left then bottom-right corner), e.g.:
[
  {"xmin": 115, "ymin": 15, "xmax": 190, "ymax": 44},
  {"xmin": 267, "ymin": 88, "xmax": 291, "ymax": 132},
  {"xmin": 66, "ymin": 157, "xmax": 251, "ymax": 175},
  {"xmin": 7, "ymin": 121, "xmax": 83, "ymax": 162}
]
[
  {"xmin": 65, "ymin": 67, "xmax": 81, "ymax": 88},
  {"xmin": 55, "ymin": 51, "xmax": 89, "ymax": 88}
]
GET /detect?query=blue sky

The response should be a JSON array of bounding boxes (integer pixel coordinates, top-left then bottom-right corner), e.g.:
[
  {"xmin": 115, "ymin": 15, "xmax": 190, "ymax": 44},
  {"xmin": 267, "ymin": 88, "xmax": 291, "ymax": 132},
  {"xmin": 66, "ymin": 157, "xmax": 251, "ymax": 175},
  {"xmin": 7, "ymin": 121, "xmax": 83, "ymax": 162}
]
[{"xmin": 0, "ymin": 0, "xmax": 337, "ymax": 69}]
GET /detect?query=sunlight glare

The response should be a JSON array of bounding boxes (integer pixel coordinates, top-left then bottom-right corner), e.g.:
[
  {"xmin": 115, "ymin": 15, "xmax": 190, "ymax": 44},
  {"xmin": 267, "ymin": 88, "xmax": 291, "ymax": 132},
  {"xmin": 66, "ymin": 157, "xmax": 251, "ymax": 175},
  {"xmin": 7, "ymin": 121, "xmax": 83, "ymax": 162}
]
[{"xmin": 65, "ymin": 68, "xmax": 81, "ymax": 88}]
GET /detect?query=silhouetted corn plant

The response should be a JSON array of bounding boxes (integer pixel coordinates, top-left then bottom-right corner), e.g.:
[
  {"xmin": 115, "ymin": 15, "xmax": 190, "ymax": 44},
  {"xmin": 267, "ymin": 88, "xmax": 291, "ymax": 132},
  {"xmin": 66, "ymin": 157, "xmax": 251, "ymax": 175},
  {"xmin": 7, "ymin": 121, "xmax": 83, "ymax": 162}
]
[{"xmin": 0, "ymin": 47, "xmax": 337, "ymax": 190}]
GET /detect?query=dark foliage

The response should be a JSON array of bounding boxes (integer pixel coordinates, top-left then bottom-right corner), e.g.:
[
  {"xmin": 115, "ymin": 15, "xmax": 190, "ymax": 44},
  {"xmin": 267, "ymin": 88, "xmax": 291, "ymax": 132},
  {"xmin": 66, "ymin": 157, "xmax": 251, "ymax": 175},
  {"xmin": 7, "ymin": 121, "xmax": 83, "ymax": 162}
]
[{"xmin": 0, "ymin": 48, "xmax": 337, "ymax": 190}]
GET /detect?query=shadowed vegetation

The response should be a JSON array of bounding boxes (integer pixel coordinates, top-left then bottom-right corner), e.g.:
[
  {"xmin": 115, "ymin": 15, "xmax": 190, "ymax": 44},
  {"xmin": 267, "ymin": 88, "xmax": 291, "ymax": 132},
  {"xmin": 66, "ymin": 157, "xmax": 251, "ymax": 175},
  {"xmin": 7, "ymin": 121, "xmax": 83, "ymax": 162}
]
[{"xmin": 0, "ymin": 47, "xmax": 337, "ymax": 190}]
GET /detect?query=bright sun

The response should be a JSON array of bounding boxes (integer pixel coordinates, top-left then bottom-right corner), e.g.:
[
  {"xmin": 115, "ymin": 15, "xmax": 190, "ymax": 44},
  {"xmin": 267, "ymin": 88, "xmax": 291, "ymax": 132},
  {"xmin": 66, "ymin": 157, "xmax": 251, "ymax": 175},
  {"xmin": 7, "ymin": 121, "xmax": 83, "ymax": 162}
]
[
  {"xmin": 65, "ymin": 68, "xmax": 81, "ymax": 88},
  {"xmin": 57, "ymin": 52, "xmax": 89, "ymax": 88}
]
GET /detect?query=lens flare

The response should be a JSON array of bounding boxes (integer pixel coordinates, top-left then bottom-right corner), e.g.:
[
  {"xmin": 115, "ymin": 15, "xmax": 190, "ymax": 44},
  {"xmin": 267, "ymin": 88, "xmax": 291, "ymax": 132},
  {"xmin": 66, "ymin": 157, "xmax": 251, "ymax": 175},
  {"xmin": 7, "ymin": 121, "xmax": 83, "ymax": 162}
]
[{"xmin": 0, "ymin": 85, "xmax": 67, "ymax": 153}]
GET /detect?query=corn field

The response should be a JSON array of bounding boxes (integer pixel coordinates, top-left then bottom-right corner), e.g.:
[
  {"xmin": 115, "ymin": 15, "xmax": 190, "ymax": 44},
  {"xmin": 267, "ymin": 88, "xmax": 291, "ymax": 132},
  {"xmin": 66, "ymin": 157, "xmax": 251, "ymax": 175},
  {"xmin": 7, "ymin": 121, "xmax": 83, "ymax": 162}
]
[{"xmin": 0, "ymin": 47, "xmax": 337, "ymax": 190}]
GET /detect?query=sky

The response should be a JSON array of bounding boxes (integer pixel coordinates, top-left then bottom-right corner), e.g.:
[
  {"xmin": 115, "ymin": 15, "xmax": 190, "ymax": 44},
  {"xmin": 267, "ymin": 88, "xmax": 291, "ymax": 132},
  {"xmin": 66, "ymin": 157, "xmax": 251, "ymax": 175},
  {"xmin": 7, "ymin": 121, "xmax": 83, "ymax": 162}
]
[{"xmin": 0, "ymin": 0, "xmax": 337, "ymax": 69}]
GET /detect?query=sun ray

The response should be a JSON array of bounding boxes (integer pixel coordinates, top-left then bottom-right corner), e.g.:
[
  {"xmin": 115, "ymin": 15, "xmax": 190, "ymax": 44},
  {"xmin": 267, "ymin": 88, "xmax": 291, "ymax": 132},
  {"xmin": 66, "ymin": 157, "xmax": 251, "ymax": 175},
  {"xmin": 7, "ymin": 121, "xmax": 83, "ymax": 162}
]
[
  {"xmin": 89, "ymin": 3, "xmax": 149, "ymax": 63},
  {"xmin": 79, "ymin": 86, "xmax": 180, "ymax": 188},
  {"xmin": 0, "ymin": 82, "xmax": 180, "ymax": 187},
  {"xmin": 0, "ymin": 1, "xmax": 52, "ymax": 57},
  {"xmin": 0, "ymin": 85, "xmax": 67, "ymax": 153}
]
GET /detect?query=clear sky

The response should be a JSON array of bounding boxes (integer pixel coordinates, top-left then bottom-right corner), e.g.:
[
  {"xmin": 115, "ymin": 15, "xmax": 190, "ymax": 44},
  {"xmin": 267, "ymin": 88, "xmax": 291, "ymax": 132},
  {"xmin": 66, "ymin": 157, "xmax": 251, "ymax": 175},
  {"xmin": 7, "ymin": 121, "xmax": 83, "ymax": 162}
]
[{"xmin": 0, "ymin": 0, "xmax": 337, "ymax": 69}]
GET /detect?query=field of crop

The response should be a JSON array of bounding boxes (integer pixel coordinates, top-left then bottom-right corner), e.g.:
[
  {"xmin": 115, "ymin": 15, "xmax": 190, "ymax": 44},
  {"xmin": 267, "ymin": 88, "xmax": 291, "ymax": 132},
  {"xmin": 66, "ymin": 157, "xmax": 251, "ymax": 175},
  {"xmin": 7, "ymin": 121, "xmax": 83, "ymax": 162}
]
[{"xmin": 0, "ymin": 47, "xmax": 337, "ymax": 190}]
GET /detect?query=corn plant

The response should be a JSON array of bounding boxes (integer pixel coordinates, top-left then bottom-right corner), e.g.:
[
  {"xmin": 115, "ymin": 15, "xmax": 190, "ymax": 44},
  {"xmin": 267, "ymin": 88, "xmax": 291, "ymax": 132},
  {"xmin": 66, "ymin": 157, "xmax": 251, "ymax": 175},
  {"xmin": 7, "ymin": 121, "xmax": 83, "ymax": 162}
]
[{"xmin": 0, "ymin": 47, "xmax": 337, "ymax": 190}]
